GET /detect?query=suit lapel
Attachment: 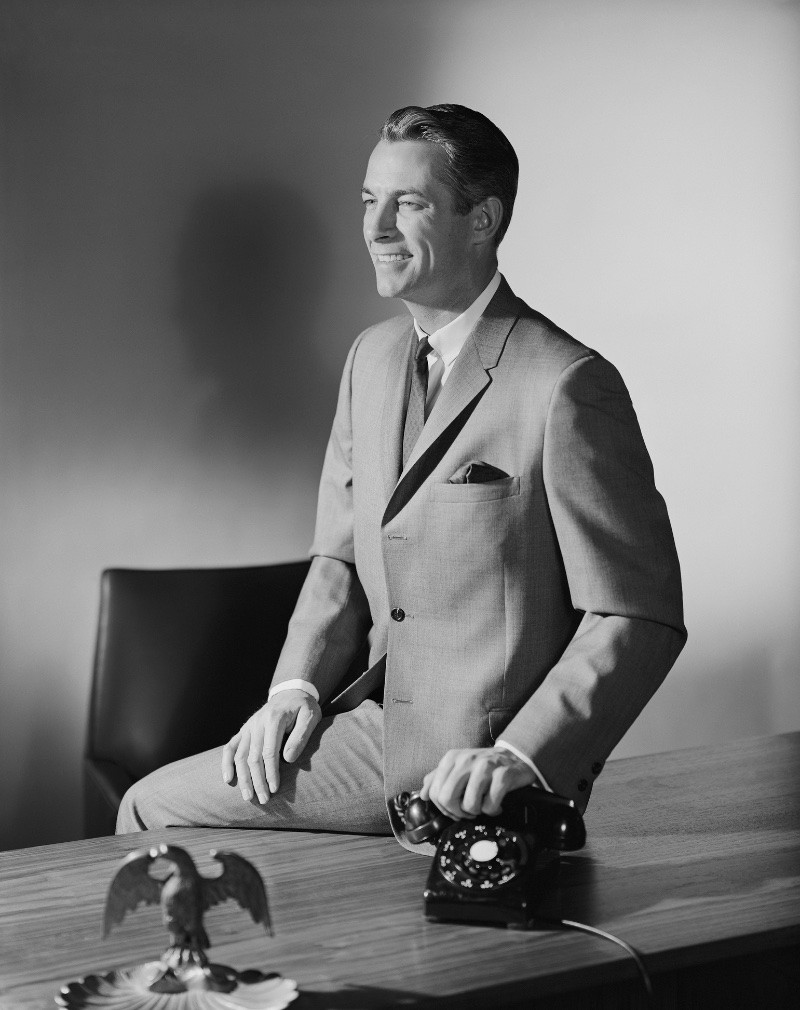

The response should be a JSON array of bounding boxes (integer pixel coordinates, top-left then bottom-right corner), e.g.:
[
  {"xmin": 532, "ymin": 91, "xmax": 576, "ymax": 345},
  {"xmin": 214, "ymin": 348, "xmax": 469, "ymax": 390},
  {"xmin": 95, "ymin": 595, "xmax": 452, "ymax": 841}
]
[
  {"xmin": 379, "ymin": 320, "xmax": 416, "ymax": 505},
  {"xmin": 381, "ymin": 278, "xmax": 521, "ymax": 525},
  {"xmin": 401, "ymin": 334, "xmax": 489, "ymax": 473}
]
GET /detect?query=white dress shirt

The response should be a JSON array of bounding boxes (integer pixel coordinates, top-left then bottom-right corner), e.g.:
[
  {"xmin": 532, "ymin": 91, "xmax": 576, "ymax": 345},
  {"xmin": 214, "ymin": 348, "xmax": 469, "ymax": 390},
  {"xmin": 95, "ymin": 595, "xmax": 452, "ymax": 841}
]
[
  {"xmin": 269, "ymin": 270, "xmax": 551, "ymax": 793},
  {"xmin": 415, "ymin": 270, "xmax": 501, "ymax": 416}
]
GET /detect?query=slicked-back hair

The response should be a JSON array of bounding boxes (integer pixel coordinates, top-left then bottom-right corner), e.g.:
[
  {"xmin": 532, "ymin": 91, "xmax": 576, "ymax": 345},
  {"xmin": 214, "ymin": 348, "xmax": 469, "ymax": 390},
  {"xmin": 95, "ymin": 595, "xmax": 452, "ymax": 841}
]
[{"xmin": 379, "ymin": 104, "xmax": 519, "ymax": 247}]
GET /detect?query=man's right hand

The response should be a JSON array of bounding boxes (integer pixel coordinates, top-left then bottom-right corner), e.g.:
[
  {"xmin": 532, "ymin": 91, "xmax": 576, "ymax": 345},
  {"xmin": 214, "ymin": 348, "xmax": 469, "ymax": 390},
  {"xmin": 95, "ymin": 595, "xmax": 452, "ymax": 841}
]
[{"xmin": 221, "ymin": 689, "xmax": 322, "ymax": 804}]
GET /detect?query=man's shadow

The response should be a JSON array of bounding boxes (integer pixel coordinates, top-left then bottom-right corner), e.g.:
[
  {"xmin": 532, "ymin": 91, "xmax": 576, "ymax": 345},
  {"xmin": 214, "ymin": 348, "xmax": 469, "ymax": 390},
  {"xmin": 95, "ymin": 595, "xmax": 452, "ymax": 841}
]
[{"xmin": 174, "ymin": 182, "xmax": 332, "ymax": 462}]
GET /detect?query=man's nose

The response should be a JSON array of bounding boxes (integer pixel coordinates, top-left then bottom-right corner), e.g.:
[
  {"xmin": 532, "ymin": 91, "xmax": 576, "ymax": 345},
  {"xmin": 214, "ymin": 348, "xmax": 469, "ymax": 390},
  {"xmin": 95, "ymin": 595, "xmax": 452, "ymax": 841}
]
[{"xmin": 365, "ymin": 202, "xmax": 397, "ymax": 241}]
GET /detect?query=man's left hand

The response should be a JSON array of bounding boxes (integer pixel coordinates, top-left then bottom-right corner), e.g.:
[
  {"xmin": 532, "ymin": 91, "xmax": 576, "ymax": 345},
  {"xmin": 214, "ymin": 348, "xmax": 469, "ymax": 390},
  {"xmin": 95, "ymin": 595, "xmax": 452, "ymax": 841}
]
[{"xmin": 420, "ymin": 747, "xmax": 538, "ymax": 820}]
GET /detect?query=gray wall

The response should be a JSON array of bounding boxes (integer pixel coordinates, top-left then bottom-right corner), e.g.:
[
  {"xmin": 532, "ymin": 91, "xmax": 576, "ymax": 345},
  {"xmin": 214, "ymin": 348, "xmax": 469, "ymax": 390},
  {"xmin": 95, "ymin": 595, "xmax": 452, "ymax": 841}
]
[{"xmin": 1, "ymin": 0, "xmax": 798, "ymax": 849}]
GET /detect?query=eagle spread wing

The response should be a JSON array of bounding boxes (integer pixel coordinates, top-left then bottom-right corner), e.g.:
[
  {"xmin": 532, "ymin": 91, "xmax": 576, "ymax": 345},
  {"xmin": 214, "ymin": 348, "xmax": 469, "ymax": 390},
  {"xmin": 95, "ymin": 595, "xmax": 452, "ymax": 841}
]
[
  {"xmin": 202, "ymin": 850, "xmax": 272, "ymax": 935},
  {"xmin": 103, "ymin": 847, "xmax": 163, "ymax": 938}
]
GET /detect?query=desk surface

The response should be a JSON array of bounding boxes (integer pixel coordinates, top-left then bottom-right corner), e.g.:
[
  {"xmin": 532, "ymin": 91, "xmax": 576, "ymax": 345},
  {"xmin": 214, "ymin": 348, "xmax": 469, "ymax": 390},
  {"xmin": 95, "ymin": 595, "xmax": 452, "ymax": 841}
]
[{"xmin": 1, "ymin": 733, "xmax": 799, "ymax": 1009}]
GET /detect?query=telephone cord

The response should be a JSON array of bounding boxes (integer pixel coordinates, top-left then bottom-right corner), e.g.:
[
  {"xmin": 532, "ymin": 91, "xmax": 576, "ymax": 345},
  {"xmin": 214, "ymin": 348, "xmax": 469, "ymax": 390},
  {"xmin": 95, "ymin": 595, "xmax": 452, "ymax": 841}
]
[{"xmin": 538, "ymin": 916, "xmax": 654, "ymax": 1001}]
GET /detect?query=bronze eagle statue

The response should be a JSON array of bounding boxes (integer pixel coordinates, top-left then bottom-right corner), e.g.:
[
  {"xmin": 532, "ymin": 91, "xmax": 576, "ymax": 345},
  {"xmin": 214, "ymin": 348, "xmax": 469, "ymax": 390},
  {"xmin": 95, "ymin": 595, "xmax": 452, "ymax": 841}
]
[{"xmin": 103, "ymin": 844, "xmax": 271, "ymax": 983}]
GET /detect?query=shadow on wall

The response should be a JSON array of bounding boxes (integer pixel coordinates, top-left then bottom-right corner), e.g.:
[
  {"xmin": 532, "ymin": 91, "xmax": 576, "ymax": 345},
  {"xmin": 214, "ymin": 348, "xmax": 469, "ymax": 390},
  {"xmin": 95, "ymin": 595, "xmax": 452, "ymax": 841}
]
[{"xmin": 174, "ymin": 182, "xmax": 331, "ymax": 460}]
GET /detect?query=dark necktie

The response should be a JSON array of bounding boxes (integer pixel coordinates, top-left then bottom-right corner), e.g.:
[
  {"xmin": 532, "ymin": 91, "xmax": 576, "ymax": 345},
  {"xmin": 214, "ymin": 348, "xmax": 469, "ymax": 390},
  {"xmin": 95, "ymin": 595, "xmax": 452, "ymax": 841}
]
[{"xmin": 402, "ymin": 335, "xmax": 431, "ymax": 467}]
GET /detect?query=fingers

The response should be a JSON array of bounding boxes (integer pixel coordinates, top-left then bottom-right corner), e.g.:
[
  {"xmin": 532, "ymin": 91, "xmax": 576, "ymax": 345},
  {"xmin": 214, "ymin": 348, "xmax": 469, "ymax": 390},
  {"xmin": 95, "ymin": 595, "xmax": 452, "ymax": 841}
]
[
  {"xmin": 462, "ymin": 769, "xmax": 493, "ymax": 816},
  {"xmin": 220, "ymin": 691, "xmax": 321, "ymax": 806},
  {"xmin": 422, "ymin": 748, "xmax": 537, "ymax": 821},
  {"xmin": 221, "ymin": 732, "xmax": 240, "ymax": 786},
  {"xmin": 234, "ymin": 723, "xmax": 261, "ymax": 803},
  {"xmin": 283, "ymin": 702, "xmax": 321, "ymax": 763},
  {"xmin": 261, "ymin": 703, "xmax": 296, "ymax": 796},
  {"xmin": 481, "ymin": 764, "xmax": 519, "ymax": 815},
  {"xmin": 222, "ymin": 726, "xmax": 263, "ymax": 803},
  {"xmin": 247, "ymin": 722, "xmax": 269, "ymax": 804},
  {"xmin": 422, "ymin": 749, "xmax": 475, "ymax": 821}
]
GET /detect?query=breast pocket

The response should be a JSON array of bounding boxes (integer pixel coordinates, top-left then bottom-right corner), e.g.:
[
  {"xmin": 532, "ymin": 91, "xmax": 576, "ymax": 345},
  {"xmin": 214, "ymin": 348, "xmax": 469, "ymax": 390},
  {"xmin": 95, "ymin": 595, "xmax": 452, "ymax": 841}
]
[{"xmin": 429, "ymin": 475, "xmax": 520, "ymax": 503}]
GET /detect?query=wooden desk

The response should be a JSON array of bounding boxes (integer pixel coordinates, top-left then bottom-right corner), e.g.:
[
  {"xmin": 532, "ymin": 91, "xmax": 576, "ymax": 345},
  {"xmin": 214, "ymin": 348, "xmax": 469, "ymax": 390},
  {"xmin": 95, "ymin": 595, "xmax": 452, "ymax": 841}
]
[{"xmin": 1, "ymin": 734, "xmax": 798, "ymax": 1009}]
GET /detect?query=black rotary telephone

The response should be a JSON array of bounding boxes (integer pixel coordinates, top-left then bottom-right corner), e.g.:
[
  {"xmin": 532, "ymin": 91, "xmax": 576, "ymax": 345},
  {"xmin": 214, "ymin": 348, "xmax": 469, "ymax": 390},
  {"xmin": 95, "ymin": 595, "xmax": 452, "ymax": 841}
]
[{"xmin": 393, "ymin": 786, "xmax": 586, "ymax": 928}]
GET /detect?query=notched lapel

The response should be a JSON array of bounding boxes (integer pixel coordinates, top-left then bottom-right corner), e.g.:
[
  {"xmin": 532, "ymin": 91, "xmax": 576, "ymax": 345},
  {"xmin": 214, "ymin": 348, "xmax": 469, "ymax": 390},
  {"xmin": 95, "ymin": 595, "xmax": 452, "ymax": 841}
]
[
  {"xmin": 471, "ymin": 277, "xmax": 523, "ymax": 371},
  {"xmin": 382, "ymin": 279, "xmax": 522, "ymax": 525},
  {"xmin": 401, "ymin": 335, "xmax": 489, "ymax": 474},
  {"xmin": 379, "ymin": 321, "xmax": 416, "ymax": 504}
]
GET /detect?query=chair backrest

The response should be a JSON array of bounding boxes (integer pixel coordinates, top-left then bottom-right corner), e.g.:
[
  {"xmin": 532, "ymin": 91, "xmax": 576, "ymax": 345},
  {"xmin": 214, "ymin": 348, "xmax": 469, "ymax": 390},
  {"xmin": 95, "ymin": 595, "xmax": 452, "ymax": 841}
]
[{"xmin": 86, "ymin": 561, "xmax": 311, "ymax": 782}]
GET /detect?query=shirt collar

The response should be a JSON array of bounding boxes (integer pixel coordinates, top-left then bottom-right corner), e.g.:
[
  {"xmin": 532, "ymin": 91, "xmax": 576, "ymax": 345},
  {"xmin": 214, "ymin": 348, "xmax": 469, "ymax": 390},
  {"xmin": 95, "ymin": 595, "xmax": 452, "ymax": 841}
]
[{"xmin": 414, "ymin": 271, "xmax": 502, "ymax": 365}]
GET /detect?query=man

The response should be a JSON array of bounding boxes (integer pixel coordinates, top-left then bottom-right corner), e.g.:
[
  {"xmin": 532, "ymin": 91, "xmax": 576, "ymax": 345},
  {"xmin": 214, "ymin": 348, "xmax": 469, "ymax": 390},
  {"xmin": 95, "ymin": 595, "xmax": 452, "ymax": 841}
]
[{"xmin": 117, "ymin": 105, "xmax": 685, "ymax": 846}]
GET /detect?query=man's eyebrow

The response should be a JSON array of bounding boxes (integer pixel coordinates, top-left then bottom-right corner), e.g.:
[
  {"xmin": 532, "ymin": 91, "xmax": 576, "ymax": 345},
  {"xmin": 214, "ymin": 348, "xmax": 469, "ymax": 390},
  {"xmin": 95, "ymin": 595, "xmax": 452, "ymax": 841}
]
[{"xmin": 360, "ymin": 186, "xmax": 429, "ymax": 199}]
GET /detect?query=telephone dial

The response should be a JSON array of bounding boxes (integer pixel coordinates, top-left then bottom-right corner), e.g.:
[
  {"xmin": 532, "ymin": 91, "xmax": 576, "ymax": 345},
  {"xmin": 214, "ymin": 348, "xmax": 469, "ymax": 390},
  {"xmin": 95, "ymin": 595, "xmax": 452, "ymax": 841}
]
[{"xmin": 393, "ymin": 786, "xmax": 586, "ymax": 928}]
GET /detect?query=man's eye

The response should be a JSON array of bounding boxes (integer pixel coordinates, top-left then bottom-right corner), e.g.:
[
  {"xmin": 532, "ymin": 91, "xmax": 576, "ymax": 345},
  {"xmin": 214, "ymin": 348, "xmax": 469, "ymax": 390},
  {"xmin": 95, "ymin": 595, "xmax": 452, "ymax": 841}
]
[{"xmin": 398, "ymin": 200, "xmax": 420, "ymax": 210}]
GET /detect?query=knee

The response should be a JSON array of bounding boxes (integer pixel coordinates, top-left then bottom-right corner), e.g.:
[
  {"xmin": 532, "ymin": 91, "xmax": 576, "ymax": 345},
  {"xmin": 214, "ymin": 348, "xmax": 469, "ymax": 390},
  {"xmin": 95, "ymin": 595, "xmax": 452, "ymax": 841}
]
[
  {"xmin": 116, "ymin": 773, "xmax": 170, "ymax": 833},
  {"xmin": 115, "ymin": 779, "xmax": 149, "ymax": 834}
]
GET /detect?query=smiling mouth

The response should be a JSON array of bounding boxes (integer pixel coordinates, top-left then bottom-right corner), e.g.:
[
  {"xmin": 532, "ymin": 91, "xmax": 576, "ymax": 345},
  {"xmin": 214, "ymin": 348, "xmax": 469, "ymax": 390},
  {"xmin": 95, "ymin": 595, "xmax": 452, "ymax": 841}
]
[{"xmin": 375, "ymin": 253, "xmax": 411, "ymax": 263}]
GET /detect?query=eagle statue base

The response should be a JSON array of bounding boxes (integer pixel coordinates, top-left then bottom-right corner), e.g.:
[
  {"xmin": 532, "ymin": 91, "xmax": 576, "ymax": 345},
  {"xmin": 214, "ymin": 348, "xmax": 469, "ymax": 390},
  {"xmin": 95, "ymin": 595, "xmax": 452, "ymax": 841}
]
[
  {"xmin": 56, "ymin": 844, "xmax": 298, "ymax": 1010},
  {"xmin": 56, "ymin": 963, "xmax": 298, "ymax": 1009}
]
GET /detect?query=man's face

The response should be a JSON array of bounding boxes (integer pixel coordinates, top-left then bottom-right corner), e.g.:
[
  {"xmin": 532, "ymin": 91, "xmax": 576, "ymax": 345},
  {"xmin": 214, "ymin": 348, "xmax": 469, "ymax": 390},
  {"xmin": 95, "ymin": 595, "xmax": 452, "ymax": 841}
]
[{"xmin": 361, "ymin": 140, "xmax": 476, "ymax": 309}]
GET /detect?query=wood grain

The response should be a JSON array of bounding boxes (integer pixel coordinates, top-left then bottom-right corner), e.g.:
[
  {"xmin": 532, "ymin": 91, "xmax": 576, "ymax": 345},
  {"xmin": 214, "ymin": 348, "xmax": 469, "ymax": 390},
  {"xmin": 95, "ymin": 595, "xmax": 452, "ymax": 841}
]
[{"xmin": 1, "ymin": 733, "xmax": 798, "ymax": 1009}]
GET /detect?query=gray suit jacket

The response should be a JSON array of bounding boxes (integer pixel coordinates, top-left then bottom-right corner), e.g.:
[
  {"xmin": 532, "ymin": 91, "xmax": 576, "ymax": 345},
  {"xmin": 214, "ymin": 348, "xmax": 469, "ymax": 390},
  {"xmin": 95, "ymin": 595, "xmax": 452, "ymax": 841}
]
[{"xmin": 271, "ymin": 278, "xmax": 686, "ymax": 826}]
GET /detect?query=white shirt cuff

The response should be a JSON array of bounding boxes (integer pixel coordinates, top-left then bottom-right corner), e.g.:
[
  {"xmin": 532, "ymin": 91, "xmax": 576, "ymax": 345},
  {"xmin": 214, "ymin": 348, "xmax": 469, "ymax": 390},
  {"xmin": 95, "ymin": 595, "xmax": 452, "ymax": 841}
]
[
  {"xmin": 494, "ymin": 740, "xmax": 552, "ymax": 793},
  {"xmin": 268, "ymin": 679, "xmax": 320, "ymax": 703}
]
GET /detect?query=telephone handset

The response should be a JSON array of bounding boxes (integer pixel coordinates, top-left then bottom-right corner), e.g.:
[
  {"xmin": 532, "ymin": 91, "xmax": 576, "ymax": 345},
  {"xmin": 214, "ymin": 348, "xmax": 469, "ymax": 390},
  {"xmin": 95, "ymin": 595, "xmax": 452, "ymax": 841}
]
[{"xmin": 393, "ymin": 786, "xmax": 586, "ymax": 928}]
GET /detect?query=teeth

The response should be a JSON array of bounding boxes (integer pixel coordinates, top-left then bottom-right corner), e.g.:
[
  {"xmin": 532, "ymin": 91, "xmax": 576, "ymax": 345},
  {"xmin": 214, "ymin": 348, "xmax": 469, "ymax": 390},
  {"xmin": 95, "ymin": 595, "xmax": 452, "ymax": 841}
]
[{"xmin": 376, "ymin": 254, "xmax": 409, "ymax": 262}]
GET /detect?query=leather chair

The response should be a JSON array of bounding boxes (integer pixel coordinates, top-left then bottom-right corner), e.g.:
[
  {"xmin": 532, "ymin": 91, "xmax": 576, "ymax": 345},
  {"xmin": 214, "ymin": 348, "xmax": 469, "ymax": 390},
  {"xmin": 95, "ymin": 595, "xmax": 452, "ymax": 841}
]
[{"xmin": 84, "ymin": 560, "xmax": 311, "ymax": 837}]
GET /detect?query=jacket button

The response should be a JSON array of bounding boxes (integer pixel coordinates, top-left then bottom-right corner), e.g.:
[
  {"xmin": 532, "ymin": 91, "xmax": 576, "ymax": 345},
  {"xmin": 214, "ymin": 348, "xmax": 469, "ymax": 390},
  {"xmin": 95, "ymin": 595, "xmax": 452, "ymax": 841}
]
[
  {"xmin": 577, "ymin": 779, "xmax": 588, "ymax": 792},
  {"xmin": 591, "ymin": 762, "xmax": 603, "ymax": 775},
  {"xmin": 391, "ymin": 608, "xmax": 405, "ymax": 622}
]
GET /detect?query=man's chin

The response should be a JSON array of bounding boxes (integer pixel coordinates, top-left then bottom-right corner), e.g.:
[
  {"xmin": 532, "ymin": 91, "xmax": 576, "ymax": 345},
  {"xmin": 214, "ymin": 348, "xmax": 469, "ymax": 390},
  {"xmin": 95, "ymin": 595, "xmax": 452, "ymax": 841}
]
[{"xmin": 374, "ymin": 277, "xmax": 408, "ymax": 300}]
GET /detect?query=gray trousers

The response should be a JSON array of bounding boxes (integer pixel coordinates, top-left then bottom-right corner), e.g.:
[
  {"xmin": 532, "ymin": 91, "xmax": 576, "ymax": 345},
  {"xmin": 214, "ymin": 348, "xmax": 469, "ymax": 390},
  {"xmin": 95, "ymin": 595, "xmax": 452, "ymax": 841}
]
[{"xmin": 115, "ymin": 700, "xmax": 391, "ymax": 836}]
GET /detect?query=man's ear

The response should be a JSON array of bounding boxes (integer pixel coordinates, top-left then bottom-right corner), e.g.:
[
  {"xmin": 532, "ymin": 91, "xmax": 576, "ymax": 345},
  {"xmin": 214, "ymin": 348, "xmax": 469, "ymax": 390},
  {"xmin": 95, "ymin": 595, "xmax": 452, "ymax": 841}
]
[{"xmin": 471, "ymin": 196, "xmax": 503, "ymax": 246}]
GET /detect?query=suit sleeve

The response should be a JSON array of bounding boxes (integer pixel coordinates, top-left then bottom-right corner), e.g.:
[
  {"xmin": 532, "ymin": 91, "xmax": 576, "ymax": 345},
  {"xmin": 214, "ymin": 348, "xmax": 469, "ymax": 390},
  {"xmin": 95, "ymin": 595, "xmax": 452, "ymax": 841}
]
[
  {"xmin": 269, "ymin": 334, "xmax": 372, "ymax": 703},
  {"xmin": 498, "ymin": 353, "xmax": 687, "ymax": 807}
]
